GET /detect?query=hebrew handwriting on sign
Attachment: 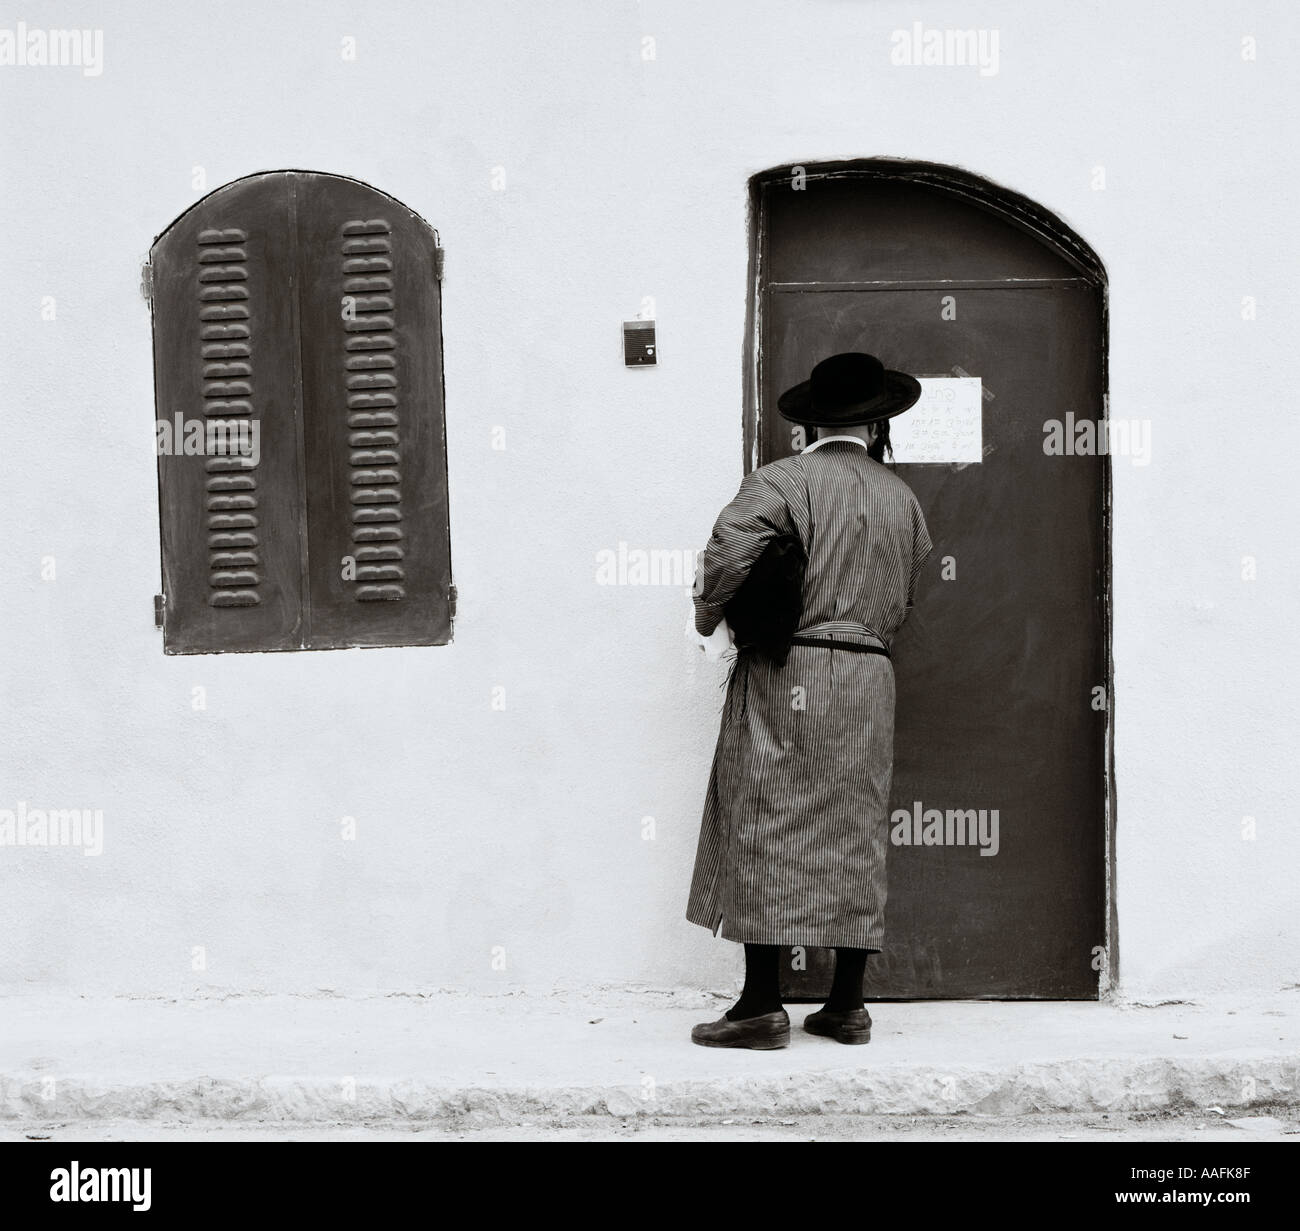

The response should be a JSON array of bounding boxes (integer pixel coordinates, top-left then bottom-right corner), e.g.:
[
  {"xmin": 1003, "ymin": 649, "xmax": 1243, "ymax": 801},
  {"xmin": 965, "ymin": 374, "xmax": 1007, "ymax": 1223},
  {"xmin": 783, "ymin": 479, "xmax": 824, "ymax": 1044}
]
[{"xmin": 889, "ymin": 377, "xmax": 983, "ymax": 464}]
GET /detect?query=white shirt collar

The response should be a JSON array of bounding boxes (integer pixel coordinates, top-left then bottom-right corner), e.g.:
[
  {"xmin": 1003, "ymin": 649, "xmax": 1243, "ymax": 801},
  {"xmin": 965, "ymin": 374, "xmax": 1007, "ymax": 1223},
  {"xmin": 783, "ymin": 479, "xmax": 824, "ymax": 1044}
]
[{"xmin": 802, "ymin": 433, "xmax": 869, "ymax": 454}]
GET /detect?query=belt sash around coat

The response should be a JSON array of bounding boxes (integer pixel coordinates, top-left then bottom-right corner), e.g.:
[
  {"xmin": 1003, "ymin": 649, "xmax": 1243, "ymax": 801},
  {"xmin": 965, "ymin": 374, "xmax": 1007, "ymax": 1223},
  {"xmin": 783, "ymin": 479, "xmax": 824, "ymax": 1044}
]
[{"xmin": 687, "ymin": 443, "xmax": 932, "ymax": 950}]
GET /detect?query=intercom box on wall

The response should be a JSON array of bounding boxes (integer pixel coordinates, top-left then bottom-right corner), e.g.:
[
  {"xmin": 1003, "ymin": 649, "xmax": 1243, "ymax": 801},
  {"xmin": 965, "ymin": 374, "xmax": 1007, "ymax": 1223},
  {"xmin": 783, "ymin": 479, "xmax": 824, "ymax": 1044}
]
[{"xmin": 623, "ymin": 320, "xmax": 656, "ymax": 365}]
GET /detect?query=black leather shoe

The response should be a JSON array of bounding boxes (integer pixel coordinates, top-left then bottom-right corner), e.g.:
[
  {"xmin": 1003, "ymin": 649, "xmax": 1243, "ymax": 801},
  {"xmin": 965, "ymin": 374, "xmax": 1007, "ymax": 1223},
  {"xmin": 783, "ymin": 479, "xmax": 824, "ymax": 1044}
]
[
  {"xmin": 691, "ymin": 1009, "xmax": 790, "ymax": 1050},
  {"xmin": 803, "ymin": 1007, "xmax": 872, "ymax": 1045}
]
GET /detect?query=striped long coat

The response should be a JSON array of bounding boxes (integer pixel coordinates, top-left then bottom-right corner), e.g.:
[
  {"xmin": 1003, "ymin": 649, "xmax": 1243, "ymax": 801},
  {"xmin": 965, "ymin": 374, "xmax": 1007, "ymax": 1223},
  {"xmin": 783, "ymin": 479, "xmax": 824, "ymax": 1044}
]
[{"xmin": 686, "ymin": 439, "xmax": 932, "ymax": 950}]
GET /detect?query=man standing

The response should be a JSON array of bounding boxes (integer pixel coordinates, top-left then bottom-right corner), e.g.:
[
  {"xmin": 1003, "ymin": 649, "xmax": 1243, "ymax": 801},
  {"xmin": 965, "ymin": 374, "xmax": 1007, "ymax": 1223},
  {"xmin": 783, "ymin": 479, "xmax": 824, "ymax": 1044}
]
[{"xmin": 687, "ymin": 352, "xmax": 933, "ymax": 1050}]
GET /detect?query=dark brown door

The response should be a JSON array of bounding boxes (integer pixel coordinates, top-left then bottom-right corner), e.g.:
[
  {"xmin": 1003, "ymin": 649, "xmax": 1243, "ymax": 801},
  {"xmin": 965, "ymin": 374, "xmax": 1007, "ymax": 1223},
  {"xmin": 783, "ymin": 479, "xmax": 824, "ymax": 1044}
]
[{"xmin": 754, "ymin": 165, "xmax": 1109, "ymax": 999}]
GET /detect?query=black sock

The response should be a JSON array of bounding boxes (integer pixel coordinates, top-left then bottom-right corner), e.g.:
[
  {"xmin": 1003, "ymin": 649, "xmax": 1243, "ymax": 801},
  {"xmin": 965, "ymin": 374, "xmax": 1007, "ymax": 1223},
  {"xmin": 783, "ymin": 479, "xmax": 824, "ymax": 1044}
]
[
  {"xmin": 823, "ymin": 946, "xmax": 874, "ymax": 1012},
  {"xmin": 725, "ymin": 943, "xmax": 783, "ymax": 1021}
]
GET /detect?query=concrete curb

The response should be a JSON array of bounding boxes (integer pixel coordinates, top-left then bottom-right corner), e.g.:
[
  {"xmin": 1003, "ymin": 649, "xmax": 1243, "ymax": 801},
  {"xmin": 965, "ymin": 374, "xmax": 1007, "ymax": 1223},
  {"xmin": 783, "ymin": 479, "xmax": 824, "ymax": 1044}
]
[
  {"xmin": 3, "ymin": 1056, "xmax": 1298, "ymax": 1128},
  {"xmin": 2, "ymin": 992, "xmax": 1297, "ymax": 1127}
]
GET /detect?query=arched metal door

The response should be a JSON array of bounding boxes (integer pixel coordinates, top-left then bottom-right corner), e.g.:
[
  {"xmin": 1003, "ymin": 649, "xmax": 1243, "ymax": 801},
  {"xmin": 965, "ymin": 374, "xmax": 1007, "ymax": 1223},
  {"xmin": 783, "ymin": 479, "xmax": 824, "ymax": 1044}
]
[{"xmin": 750, "ymin": 161, "xmax": 1111, "ymax": 999}]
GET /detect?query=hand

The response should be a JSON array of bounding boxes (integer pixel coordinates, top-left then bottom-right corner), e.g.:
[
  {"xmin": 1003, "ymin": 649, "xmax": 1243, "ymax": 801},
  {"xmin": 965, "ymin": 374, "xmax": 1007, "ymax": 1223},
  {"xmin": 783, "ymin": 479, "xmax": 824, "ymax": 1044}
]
[{"xmin": 690, "ymin": 619, "xmax": 735, "ymax": 662}]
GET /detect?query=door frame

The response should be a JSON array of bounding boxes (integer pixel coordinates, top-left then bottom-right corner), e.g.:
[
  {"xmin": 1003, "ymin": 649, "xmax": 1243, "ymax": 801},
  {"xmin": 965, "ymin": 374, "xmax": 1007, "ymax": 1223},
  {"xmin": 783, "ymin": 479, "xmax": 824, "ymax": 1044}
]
[{"xmin": 742, "ymin": 158, "xmax": 1116, "ymax": 996}]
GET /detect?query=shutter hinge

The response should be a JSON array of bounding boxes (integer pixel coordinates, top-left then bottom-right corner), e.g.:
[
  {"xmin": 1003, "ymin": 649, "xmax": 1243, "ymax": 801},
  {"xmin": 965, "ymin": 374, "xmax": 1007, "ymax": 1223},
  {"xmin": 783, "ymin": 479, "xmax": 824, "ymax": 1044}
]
[
  {"xmin": 153, "ymin": 594, "xmax": 165, "ymax": 629},
  {"xmin": 448, "ymin": 584, "xmax": 457, "ymax": 620},
  {"xmin": 433, "ymin": 245, "xmax": 445, "ymax": 282},
  {"xmin": 140, "ymin": 260, "xmax": 153, "ymax": 302}
]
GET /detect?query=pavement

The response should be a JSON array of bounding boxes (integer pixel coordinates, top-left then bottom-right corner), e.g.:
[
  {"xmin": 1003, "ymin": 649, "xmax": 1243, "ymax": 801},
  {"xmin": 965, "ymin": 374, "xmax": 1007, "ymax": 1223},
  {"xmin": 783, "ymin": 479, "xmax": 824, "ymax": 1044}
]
[{"xmin": 1, "ymin": 989, "xmax": 1297, "ymax": 1134}]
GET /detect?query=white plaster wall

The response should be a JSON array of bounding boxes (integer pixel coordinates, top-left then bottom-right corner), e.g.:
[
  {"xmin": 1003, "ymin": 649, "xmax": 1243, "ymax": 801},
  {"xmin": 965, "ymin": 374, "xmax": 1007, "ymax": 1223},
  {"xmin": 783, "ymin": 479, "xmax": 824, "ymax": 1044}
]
[{"xmin": 1, "ymin": 0, "xmax": 1296, "ymax": 1000}]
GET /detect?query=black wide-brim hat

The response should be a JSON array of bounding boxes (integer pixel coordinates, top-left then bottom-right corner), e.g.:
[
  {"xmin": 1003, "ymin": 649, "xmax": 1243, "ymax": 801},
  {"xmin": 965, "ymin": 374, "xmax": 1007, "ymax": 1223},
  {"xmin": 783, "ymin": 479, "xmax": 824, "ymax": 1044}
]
[{"xmin": 777, "ymin": 351, "xmax": 922, "ymax": 426}]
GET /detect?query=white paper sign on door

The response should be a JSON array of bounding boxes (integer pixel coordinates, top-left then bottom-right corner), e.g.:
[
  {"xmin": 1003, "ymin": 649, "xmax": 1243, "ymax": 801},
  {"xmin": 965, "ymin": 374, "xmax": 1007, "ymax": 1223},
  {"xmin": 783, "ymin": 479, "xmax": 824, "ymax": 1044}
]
[{"xmin": 888, "ymin": 376, "xmax": 983, "ymax": 464}]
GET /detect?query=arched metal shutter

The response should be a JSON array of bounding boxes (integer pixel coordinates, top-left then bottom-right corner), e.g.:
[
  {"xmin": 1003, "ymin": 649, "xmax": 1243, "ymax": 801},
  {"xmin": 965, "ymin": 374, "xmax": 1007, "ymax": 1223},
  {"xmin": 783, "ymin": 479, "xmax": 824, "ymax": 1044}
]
[{"xmin": 149, "ymin": 171, "xmax": 452, "ymax": 653}]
